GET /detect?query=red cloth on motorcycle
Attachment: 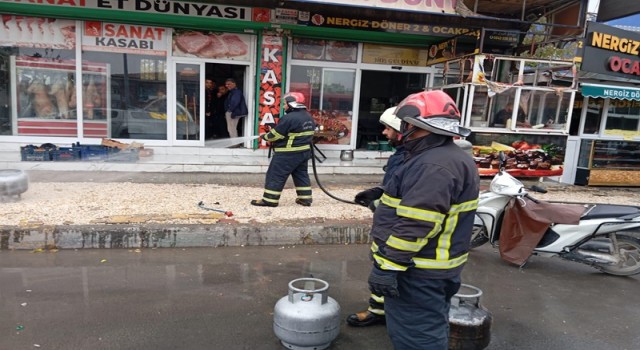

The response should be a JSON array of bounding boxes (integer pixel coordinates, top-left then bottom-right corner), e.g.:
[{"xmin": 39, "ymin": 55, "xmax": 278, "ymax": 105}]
[{"xmin": 499, "ymin": 197, "xmax": 585, "ymax": 266}]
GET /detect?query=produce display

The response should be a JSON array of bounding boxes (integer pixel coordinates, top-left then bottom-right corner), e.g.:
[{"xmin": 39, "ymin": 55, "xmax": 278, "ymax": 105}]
[
  {"xmin": 473, "ymin": 141, "xmax": 564, "ymax": 177},
  {"xmin": 310, "ymin": 110, "xmax": 350, "ymax": 143}
]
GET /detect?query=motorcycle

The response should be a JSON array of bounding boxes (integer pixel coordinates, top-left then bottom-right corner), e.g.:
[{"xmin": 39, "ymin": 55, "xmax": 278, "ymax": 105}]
[{"xmin": 471, "ymin": 152, "xmax": 640, "ymax": 276}]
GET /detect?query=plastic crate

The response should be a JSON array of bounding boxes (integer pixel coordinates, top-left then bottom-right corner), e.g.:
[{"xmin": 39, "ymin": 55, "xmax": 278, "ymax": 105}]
[
  {"xmin": 51, "ymin": 147, "xmax": 81, "ymax": 161},
  {"xmin": 73, "ymin": 144, "xmax": 111, "ymax": 161},
  {"xmin": 20, "ymin": 145, "xmax": 51, "ymax": 161},
  {"xmin": 107, "ymin": 149, "xmax": 139, "ymax": 162}
]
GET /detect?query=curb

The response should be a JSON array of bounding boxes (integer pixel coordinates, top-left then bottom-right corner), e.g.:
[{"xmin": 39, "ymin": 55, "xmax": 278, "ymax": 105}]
[{"xmin": 0, "ymin": 222, "xmax": 373, "ymax": 250}]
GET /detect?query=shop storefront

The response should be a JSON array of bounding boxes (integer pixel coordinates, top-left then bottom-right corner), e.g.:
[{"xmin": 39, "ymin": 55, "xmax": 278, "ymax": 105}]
[
  {"xmin": 571, "ymin": 22, "xmax": 640, "ymax": 187},
  {"xmin": 0, "ymin": 1, "xmax": 260, "ymax": 149},
  {"xmin": 431, "ymin": 53, "xmax": 577, "ymax": 179},
  {"xmin": 0, "ymin": 0, "xmax": 519, "ymax": 155}
]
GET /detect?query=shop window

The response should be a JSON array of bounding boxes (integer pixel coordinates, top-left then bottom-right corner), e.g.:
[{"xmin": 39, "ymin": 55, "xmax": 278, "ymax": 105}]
[
  {"xmin": 81, "ymin": 51, "xmax": 167, "ymax": 139},
  {"xmin": 1, "ymin": 16, "xmax": 77, "ymax": 137},
  {"xmin": 80, "ymin": 21, "xmax": 170, "ymax": 140},
  {"xmin": 289, "ymin": 65, "xmax": 355, "ymax": 145},
  {"xmin": 292, "ymin": 38, "xmax": 357, "ymax": 63},
  {"xmin": 582, "ymin": 98, "xmax": 604, "ymax": 135},
  {"xmin": 432, "ymin": 55, "xmax": 575, "ymax": 133},
  {"xmin": 604, "ymin": 99, "xmax": 640, "ymax": 139},
  {"xmin": 489, "ymin": 89, "xmax": 519, "ymax": 127}
]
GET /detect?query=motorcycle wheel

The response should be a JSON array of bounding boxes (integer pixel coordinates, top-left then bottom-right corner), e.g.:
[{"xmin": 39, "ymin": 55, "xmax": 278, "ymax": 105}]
[
  {"xmin": 470, "ymin": 225, "xmax": 489, "ymax": 249},
  {"xmin": 596, "ymin": 235, "xmax": 640, "ymax": 276}
]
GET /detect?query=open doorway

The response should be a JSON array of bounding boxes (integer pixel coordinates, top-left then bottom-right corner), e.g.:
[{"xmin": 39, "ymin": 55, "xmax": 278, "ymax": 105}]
[
  {"xmin": 204, "ymin": 63, "xmax": 246, "ymax": 142},
  {"xmin": 356, "ymin": 71, "xmax": 427, "ymax": 149}
]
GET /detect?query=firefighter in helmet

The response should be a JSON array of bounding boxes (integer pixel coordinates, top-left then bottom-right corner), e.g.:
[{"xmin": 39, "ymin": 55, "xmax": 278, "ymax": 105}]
[
  {"xmin": 365, "ymin": 90, "xmax": 480, "ymax": 349},
  {"xmin": 251, "ymin": 92, "xmax": 316, "ymax": 207},
  {"xmin": 347, "ymin": 106, "xmax": 406, "ymax": 327}
]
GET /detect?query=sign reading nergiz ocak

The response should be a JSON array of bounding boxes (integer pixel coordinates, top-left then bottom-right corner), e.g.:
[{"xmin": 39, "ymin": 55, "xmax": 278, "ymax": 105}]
[
  {"xmin": 82, "ymin": 21, "xmax": 168, "ymax": 56},
  {"xmin": 581, "ymin": 21, "xmax": 640, "ymax": 81}
]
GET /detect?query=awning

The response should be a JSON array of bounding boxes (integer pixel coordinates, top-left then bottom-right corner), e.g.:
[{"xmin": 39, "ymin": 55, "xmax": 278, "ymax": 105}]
[{"xmin": 581, "ymin": 83, "xmax": 640, "ymax": 101}]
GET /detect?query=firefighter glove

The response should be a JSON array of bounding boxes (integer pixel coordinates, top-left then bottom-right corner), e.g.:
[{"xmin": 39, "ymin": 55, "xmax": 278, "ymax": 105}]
[
  {"xmin": 354, "ymin": 187, "xmax": 383, "ymax": 208},
  {"xmin": 368, "ymin": 266, "xmax": 399, "ymax": 298}
]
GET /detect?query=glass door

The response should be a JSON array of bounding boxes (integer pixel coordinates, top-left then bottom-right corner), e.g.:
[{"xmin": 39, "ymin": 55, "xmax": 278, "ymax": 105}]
[{"xmin": 172, "ymin": 61, "xmax": 203, "ymax": 144}]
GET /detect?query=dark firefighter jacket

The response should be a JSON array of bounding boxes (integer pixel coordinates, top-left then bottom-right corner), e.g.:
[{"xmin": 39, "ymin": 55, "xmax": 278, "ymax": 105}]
[
  {"xmin": 370, "ymin": 133, "xmax": 480, "ymax": 279},
  {"xmin": 262, "ymin": 109, "xmax": 316, "ymax": 152}
]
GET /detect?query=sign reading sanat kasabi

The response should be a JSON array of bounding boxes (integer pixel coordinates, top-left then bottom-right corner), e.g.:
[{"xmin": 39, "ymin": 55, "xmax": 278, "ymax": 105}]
[{"xmin": 82, "ymin": 21, "xmax": 168, "ymax": 55}]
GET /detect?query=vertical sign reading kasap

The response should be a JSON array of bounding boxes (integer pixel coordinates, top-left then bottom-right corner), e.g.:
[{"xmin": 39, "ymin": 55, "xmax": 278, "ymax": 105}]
[
  {"xmin": 82, "ymin": 21, "xmax": 168, "ymax": 55},
  {"xmin": 258, "ymin": 33, "xmax": 283, "ymax": 149}
]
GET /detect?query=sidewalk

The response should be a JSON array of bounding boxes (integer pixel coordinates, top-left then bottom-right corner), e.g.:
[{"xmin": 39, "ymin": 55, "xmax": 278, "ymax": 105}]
[{"xmin": 1, "ymin": 170, "xmax": 638, "ymax": 250}]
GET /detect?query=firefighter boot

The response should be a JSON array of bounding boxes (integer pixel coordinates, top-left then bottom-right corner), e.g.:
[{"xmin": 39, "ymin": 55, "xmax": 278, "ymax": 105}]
[
  {"xmin": 250, "ymin": 199, "xmax": 278, "ymax": 207},
  {"xmin": 346, "ymin": 311, "xmax": 386, "ymax": 327},
  {"xmin": 295, "ymin": 198, "xmax": 312, "ymax": 207}
]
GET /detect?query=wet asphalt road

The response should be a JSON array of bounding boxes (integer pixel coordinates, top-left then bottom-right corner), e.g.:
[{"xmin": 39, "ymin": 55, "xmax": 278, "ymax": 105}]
[{"xmin": 1, "ymin": 244, "xmax": 639, "ymax": 350}]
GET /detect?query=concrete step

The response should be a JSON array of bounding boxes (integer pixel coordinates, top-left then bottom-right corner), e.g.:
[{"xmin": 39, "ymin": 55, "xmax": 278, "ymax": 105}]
[{"xmin": 0, "ymin": 141, "xmax": 390, "ymax": 174}]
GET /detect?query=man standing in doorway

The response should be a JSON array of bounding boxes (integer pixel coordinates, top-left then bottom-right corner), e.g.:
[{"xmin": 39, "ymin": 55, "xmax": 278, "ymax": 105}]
[
  {"xmin": 204, "ymin": 79, "xmax": 218, "ymax": 139},
  {"xmin": 224, "ymin": 78, "xmax": 248, "ymax": 141},
  {"xmin": 366, "ymin": 90, "xmax": 480, "ymax": 349}
]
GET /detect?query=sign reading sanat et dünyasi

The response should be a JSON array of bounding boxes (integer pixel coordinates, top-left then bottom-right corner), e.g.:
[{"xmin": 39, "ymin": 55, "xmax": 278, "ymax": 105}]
[
  {"xmin": 581, "ymin": 21, "xmax": 640, "ymax": 81},
  {"xmin": 0, "ymin": 0, "xmax": 251, "ymax": 20}
]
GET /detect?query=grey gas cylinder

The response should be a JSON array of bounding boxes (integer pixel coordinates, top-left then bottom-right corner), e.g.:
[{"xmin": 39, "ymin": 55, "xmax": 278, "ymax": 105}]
[
  {"xmin": 0, "ymin": 169, "xmax": 29, "ymax": 199},
  {"xmin": 273, "ymin": 278, "xmax": 341, "ymax": 350},
  {"xmin": 449, "ymin": 284, "xmax": 492, "ymax": 350}
]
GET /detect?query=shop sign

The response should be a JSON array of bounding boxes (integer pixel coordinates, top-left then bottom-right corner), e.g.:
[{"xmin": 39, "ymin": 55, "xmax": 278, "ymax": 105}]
[
  {"xmin": 0, "ymin": 0, "xmax": 250, "ymax": 20},
  {"xmin": 427, "ymin": 31, "xmax": 479, "ymax": 65},
  {"xmin": 291, "ymin": 0, "xmax": 457, "ymax": 15},
  {"xmin": 0, "ymin": 15, "xmax": 76, "ymax": 49},
  {"xmin": 581, "ymin": 21, "xmax": 640, "ymax": 81},
  {"xmin": 307, "ymin": 12, "xmax": 475, "ymax": 37},
  {"xmin": 257, "ymin": 33, "xmax": 283, "ymax": 149},
  {"xmin": 274, "ymin": 8, "xmax": 299, "ymax": 24},
  {"xmin": 82, "ymin": 21, "xmax": 168, "ymax": 55},
  {"xmin": 172, "ymin": 30, "xmax": 251, "ymax": 61},
  {"xmin": 582, "ymin": 83, "xmax": 640, "ymax": 101},
  {"xmin": 481, "ymin": 29, "xmax": 519, "ymax": 50},
  {"xmin": 362, "ymin": 43, "xmax": 428, "ymax": 66}
]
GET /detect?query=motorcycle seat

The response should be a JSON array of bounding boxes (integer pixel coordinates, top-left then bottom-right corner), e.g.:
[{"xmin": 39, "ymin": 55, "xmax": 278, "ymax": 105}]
[{"xmin": 581, "ymin": 204, "xmax": 640, "ymax": 220}]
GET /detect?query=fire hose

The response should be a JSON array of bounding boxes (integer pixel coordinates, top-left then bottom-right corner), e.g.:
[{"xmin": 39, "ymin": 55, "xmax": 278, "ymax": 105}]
[{"xmin": 310, "ymin": 145, "xmax": 357, "ymax": 205}]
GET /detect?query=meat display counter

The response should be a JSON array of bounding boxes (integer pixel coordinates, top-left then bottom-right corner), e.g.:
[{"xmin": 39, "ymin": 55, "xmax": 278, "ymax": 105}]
[{"xmin": 575, "ymin": 139, "xmax": 640, "ymax": 186}]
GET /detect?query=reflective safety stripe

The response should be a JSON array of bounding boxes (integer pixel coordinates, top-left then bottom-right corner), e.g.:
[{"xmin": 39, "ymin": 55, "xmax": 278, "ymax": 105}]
[
  {"xmin": 373, "ymin": 254, "xmax": 408, "ymax": 271},
  {"xmin": 371, "ymin": 241, "xmax": 379, "ymax": 253},
  {"xmin": 397, "ymin": 205, "xmax": 445, "ymax": 223},
  {"xmin": 295, "ymin": 186, "xmax": 312, "ymax": 191},
  {"xmin": 386, "ymin": 229, "xmax": 438, "ymax": 253},
  {"xmin": 274, "ymin": 144, "xmax": 311, "ymax": 152},
  {"xmin": 436, "ymin": 199, "xmax": 477, "ymax": 260},
  {"xmin": 297, "ymin": 195, "xmax": 312, "ymax": 199},
  {"xmin": 368, "ymin": 308, "xmax": 385, "ymax": 316},
  {"xmin": 289, "ymin": 131, "xmax": 315, "ymax": 137},
  {"xmin": 264, "ymin": 129, "xmax": 285, "ymax": 141},
  {"xmin": 413, "ymin": 253, "xmax": 468, "ymax": 269},
  {"xmin": 450, "ymin": 199, "xmax": 479, "ymax": 213},
  {"xmin": 380, "ymin": 194, "xmax": 400, "ymax": 207},
  {"xmin": 370, "ymin": 294, "xmax": 385, "ymax": 303},
  {"xmin": 264, "ymin": 189, "xmax": 282, "ymax": 196},
  {"xmin": 262, "ymin": 197, "xmax": 279, "ymax": 204}
]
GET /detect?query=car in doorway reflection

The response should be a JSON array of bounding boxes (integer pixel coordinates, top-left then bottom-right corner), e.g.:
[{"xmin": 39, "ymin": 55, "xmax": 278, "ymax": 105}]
[{"xmin": 109, "ymin": 97, "xmax": 199, "ymax": 140}]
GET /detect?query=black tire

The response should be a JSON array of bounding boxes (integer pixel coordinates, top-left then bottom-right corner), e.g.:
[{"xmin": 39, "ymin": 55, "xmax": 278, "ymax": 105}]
[
  {"xmin": 595, "ymin": 235, "xmax": 640, "ymax": 276},
  {"xmin": 470, "ymin": 225, "xmax": 489, "ymax": 249}
]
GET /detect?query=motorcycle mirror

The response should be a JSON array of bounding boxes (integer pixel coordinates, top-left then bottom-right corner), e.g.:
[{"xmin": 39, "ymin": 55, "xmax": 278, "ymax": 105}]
[
  {"xmin": 498, "ymin": 151, "xmax": 507, "ymax": 172},
  {"xmin": 498, "ymin": 151, "xmax": 506, "ymax": 163}
]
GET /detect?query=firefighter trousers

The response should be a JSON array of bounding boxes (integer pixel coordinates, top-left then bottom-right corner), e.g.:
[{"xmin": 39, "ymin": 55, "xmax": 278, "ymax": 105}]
[
  {"xmin": 261, "ymin": 150, "xmax": 312, "ymax": 205},
  {"xmin": 384, "ymin": 270, "xmax": 461, "ymax": 350}
]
